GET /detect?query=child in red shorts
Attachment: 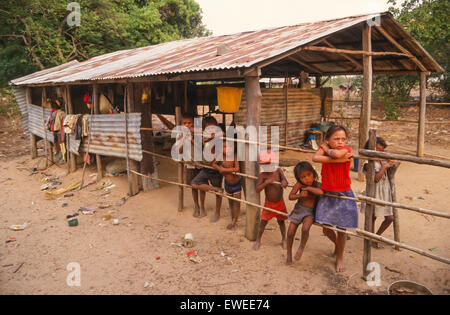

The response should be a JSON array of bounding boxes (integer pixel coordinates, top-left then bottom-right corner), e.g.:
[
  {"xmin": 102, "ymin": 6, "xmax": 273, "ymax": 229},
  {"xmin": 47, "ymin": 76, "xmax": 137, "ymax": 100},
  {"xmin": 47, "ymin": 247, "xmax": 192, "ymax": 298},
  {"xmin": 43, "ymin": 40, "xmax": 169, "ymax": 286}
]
[{"xmin": 253, "ymin": 150, "xmax": 289, "ymax": 250}]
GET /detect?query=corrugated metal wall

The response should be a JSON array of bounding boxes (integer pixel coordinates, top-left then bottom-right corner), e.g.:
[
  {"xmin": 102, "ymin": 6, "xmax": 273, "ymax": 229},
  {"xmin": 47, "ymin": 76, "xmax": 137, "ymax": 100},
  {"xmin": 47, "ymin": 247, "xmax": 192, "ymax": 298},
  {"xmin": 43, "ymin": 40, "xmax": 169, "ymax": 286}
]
[
  {"xmin": 27, "ymin": 104, "xmax": 56, "ymax": 142},
  {"xmin": 79, "ymin": 113, "xmax": 143, "ymax": 161},
  {"xmin": 234, "ymin": 88, "xmax": 322, "ymax": 147},
  {"xmin": 27, "ymin": 104, "xmax": 142, "ymax": 161},
  {"xmin": 12, "ymin": 87, "xmax": 30, "ymax": 139}
]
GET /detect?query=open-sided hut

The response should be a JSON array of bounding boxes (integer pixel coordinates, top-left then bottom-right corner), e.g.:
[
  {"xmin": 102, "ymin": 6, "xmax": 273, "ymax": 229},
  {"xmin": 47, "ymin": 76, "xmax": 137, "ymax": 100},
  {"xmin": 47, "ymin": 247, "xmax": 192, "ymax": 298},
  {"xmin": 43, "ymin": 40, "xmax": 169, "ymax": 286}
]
[{"xmin": 10, "ymin": 12, "xmax": 444, "ymax": 240}]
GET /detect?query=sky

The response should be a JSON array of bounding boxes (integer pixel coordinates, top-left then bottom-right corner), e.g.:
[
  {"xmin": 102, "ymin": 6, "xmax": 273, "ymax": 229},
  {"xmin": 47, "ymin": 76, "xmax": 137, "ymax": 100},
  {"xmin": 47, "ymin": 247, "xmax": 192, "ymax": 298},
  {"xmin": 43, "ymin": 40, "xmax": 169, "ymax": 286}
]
[{"xmin": 195, "ymin": 0, "xmax": 392, "ymax": 36}]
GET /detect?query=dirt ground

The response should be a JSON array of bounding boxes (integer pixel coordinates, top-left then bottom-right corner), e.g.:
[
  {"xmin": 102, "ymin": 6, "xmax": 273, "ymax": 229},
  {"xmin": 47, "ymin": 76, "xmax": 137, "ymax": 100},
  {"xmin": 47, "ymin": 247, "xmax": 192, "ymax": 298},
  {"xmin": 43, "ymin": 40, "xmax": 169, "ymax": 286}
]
[{"xmin": 0, "ymin": 107, "xmax": 449, "ymax": 295}]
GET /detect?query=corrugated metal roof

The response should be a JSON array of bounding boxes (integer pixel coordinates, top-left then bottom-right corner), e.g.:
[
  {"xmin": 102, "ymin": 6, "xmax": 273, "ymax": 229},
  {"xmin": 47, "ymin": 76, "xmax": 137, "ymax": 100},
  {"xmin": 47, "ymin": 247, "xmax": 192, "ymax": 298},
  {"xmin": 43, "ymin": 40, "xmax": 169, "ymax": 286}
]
[{"xmin": 10, "ymin": 12, "xmax": 443, "ymax": 86}]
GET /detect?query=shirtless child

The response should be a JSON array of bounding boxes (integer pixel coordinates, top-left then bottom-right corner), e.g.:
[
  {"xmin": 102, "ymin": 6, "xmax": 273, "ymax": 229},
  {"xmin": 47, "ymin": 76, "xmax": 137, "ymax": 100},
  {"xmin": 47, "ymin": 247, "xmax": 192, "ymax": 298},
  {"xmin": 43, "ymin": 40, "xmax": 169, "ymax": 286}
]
[
  {"xmin": 253, "ymin": 150, "xmax": 289, "ymax": 250},
  {"xmin": 191, "ymin": 116, "xmax": 223, "ymax": 221},
  {"xmin": 212, "ymin": 141, "xmax": 242, "ymax": 229}
]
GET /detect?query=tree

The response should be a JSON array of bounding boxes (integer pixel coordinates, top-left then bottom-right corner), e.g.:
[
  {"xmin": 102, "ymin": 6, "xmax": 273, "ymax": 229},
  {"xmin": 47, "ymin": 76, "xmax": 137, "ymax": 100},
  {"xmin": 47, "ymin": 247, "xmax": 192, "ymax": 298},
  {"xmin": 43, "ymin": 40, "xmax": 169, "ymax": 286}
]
[
  {"xmin": 388, "ymin": 0, "xmax": 449, "ymax": 100},
  {"xmin": 0, "ymin": 0, "xmax": 211, "ymax": 87}
]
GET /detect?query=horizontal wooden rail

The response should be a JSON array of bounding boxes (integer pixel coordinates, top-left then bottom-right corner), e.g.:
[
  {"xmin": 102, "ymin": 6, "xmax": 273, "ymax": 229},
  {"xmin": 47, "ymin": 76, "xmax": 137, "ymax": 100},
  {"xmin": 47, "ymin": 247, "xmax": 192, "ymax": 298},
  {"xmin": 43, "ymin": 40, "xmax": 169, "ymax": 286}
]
[
  {"xmin": 359, "ymin": 149, "xmax": 450, "ymax": 169},
  {"xmin": 129, "ymin": 168, "xmax": 450, "ymax": 265}
]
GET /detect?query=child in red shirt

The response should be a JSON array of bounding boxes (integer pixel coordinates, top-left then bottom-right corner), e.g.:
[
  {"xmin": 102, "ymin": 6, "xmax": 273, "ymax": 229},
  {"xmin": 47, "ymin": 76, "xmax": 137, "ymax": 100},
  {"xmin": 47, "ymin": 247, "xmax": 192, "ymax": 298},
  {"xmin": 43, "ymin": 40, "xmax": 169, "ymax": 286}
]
[{"xmin": 312, "ymin": 125, "xmax": 358, "ymax": 273}]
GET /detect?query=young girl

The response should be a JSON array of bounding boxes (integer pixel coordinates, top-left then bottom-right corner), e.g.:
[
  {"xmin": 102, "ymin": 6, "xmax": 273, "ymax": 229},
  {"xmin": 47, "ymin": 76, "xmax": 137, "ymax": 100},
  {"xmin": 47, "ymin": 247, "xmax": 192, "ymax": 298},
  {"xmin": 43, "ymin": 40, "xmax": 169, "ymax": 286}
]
[
  {"xmin": 312, "ymin": 125, "xmax": 358, "ymax": 273},
  {"xmin": 286, "ymin": 162, "xmax": 323, "ymax": 265},
  {"xmin": 362, "ymin": 137, "xmax": 399, "ymax": 248}
]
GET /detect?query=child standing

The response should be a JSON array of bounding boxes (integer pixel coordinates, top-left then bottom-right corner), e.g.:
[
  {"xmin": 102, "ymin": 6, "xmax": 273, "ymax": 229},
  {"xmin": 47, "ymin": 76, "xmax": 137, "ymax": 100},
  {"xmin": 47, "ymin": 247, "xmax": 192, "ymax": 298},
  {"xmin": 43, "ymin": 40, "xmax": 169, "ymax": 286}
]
[
  {"xmin": 212, "ymin": 141, "xmax": 242, "ymax": 230},
  {"xmin": 253, "ymin": 151, "xmax": 289, "ymax": 250},
  {"xmin": 178, "ymin": 114, "xmax": 203, "ymax": 217},
  {"xmin": 362, "ymin": 137, "xmax": 399, "ymax": 248},
  {"xmin": 312, "ymin": 125, "xmax": 358, "ymax": 273},
  {"xmin": 286, "ymin": 162, "xmax": 323, "ymax": 265},
  {"xmin": 191, "ymin": 116, "xmax": 223, "ymax": 221}
]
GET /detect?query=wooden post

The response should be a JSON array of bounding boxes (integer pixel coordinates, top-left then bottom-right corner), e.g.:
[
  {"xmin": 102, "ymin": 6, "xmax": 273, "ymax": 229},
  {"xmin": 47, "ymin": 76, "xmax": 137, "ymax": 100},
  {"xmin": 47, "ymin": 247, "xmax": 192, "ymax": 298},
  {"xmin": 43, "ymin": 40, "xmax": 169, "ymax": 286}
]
[
  {"xmin": 363, "ymin": 129, "xmax": 376, "ymax": 280},
  {"xmin": 126, "ymin": 82, "xmax": 140, "ymax": 196},
  {"xmin": 284, "ymin": 76, "xmax": 288, "ymax": 146},
  {"xmin": 42, "ymin": 87, "xmax": 52, "ymax": 166},
  {"xmin": 387, "ymin": 162, "xmax": 401, "ymax": 250},
  {"xmin": 245, "ymin": 74, "xmax": 262, "ymax": 241},
  {"xmin": 66, "ymin": 85, "xmax": 77, "ymax": 172},
  {"xmin": 26, "ymin": 87, "xmax": 38, "ymax": 159},
  {"xmin": 417, "ymin": 72, "xmax": 427, "ymax": 157},
  {"xmin": 175, "ymin": 83, "xmax": 184, "ymax": 211},
  {"xmin": 358, "ymin": 23, "xmax": 372, "ymax": 182},
  {"xmin": 140, "ymin": 82, "xmax": 157, "ymax": 191},
  {"xmin": 315, "ymin": 75, "xmax": 321, "ymax": 88},
  {"xmin": 93, "ymin": 83, "xmax": 103, "ymax": 180}
]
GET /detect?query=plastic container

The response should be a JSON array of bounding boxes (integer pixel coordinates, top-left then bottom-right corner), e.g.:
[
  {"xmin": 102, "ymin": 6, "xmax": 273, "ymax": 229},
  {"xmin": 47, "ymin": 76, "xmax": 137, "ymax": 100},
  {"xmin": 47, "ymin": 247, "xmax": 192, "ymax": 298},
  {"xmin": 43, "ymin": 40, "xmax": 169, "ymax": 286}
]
[
  {"xmin": 216, "ymin": 87, "xmax": 243, "ymax": 113},
  {"xmin": 388, "ymin": 280, "xmax": 433, "ymax": 295},
  {"xmin": 353, "ymin": 158, "xmax": 359, "ymax": 172},
  {"xmin": 184, "ymin": 233, "xmax": 194, "ymax": 248}
]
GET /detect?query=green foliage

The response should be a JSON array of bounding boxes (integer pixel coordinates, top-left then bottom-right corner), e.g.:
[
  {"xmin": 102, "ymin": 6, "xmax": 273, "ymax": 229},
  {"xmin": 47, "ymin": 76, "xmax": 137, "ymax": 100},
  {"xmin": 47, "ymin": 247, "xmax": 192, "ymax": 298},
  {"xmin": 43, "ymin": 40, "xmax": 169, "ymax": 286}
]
[
  {"xmin": 0, "ymin": 87, "xmax": 20, "ymax": 117},
  {"xmin": 388, "ymin": 0, "xmax": 450, "ymax": 100},
  {"xmin": 378, "ymin": 96, "xmax": 402, "ymax": 120},
  {"xmin": 0, "ymin": 0, "xmax": 211, "ymax": 87}
]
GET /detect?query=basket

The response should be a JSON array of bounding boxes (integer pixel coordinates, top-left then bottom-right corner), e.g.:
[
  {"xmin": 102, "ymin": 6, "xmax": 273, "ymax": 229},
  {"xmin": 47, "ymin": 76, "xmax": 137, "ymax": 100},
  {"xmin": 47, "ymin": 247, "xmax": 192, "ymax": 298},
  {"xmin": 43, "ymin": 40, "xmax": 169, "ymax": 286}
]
[
  {"xmin": 216, "ymin": 87, "xmax": 243, "ymax": 113},
  {"xmin": 387, "ymin": 280, "xmax": 433, "ymax": 295}
]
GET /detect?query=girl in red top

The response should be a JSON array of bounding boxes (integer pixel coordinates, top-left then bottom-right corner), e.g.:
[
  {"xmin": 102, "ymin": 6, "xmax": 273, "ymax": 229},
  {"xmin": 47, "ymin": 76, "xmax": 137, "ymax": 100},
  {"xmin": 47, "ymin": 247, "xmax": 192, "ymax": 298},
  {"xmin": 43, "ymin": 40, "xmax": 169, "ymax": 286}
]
[{"xmin": 312, "ymin": 125, "xmax": 358, "ymax": 273}]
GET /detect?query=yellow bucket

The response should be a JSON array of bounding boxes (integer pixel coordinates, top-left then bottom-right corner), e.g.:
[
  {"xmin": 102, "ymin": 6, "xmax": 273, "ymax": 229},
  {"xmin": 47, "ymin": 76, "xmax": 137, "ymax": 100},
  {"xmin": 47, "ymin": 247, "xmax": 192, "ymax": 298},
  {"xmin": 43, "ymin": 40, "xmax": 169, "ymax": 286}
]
[{"xmin": 216, "ymin": 87, "xmax": 243, "ymax": 113}]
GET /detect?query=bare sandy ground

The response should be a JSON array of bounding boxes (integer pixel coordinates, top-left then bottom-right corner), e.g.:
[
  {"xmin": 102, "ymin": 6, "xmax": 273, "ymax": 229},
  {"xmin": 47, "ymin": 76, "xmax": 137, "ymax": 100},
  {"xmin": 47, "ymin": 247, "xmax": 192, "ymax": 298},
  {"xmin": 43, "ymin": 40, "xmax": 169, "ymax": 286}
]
[{"xmin": 0, "ymin": 145, "xmax": 449, "ymax": 295}]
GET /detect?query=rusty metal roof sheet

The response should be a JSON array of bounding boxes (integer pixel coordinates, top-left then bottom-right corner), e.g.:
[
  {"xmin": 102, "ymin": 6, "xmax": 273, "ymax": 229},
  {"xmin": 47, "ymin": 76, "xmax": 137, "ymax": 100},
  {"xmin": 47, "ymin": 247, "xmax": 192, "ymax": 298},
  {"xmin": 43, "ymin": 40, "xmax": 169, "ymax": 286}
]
[{"xmin": 10, "ymin": 12, "xmax": 443, "ymax": 86}]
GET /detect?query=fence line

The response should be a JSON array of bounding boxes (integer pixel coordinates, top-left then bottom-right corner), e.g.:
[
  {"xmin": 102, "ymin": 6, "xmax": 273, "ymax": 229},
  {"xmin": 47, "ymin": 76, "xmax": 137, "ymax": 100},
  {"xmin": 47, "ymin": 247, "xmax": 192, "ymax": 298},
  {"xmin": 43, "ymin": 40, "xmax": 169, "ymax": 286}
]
[{"xmin": 129, "ymin": 168, "xmax": 450, "ymax": 265}]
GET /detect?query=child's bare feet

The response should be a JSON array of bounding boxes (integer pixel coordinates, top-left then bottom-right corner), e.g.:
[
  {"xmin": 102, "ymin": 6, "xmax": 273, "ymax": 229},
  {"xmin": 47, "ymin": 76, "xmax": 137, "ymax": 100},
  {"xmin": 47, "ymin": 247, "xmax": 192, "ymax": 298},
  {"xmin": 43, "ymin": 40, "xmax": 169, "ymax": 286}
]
[
  {"xmin": 226, "ymin": 222, "xmax": 236, "ymax": 230},
  {"xmin": 198, "ymin": 208, "xmax": 207, "ymax": 218},
  {"xmin": 253, "ymin": 241, "xmax": 260, "ymax": 250},
  {"xmin": 285, "ymin": 255, "xmax": 293, "ymax": 265},
  {"xmin": 335, "ymin": 258, "xmax": 345, "ymax": 273},
  {"xmin": 294, "ymin": 246, "xmax": 305, "ymax": 261},
  {"xmin": 193, "ymin": 206, "xmax": 200, "ymax": 217},
  {"xmin": 372, "ymin": 241, "xmax": 383, "ymax": 249},
  {"xmin": 209, "ymin": 212, "xmax": 220, "ymax": 222}
]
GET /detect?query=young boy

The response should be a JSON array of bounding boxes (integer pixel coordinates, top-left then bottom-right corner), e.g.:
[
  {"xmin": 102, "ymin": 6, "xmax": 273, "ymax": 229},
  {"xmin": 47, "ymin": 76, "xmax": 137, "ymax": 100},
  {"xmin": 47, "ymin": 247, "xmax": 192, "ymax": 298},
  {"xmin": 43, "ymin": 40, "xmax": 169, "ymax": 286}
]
[
  {"xmin": 178, "ymin": 114, "xmax": 203, "ymax": 217},
  {"xmin": 191, "ymin": 116, "xmax": 223, "ymax": 221},
  {"xmin": 212, "ymin": 141, "xmax": 242, "ymax": 229},
  {"xmin": 253, "ymin": 150, "xmax": 289, "ymax": 250}
]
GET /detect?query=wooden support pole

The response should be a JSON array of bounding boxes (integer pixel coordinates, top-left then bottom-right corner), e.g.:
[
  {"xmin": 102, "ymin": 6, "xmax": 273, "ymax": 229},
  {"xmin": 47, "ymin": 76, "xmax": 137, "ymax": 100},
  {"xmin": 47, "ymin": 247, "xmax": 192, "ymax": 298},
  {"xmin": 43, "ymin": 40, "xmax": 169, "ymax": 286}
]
[
  {"xmin": 66, "ymin": 85, "xmax": 77, "ymax": 173},
  {"xmin": 175, "ymin": 101, "xmax": 184, "ymax": 211},
  {"xmin": 358, "ymin": 23, "xmax": 372, "ymax": 182},
  {"xmin": 140, "ymin": 82, "xmax": 157, "ymax": 191},
  {"xmin": 284, "ymin": 76, "xmax": 288, "ymax": 146},
  {"xmin": 387, "ymin": 162, "xmax": 401, "ymax": 250},
  {"xmin": 417, "ymin": 72, "xmax": 427, "ymax": 157},
  {"xmin": 42, "ymin": 87, "xmax": 52, "ymax": 167},
  {"xmin": 26, "ymin": 87, "xmax": 38, "ymax": 159},
  {"xmin": 363, "ymin": 129, "xmax": 376, "ymax": 280},
  {"xmin": 244, "ymin": 74, "xmax": 262, "ymax": 241},
  {"xmin": 126, "ymin": 82, "xmax": 140, "ymax": 196},
  {"xmin": 92, "ymin": 83, "xmax": 103, "ymax": 180}
]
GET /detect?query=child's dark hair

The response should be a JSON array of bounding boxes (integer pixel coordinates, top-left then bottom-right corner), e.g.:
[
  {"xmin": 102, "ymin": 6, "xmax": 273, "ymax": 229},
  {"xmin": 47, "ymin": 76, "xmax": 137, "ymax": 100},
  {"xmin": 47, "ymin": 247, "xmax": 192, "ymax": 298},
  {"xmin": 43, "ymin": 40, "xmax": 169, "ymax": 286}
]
[
  {"xmin": 364, "ymin": 137, "xmax": 387, "ymax": 149},
  {"xmin": 325, "ymin": 125, "xmax": 348, "ymax": 140},
  {"xmin": 182, "ymin": 113, "xmax": 196, "ymax": 120},
  {"xmin": 204, "ymin": 116, "xmax": 218, "ymax": 126},
  {"xmin": 294, "ymin": 161, "xmax": 318, "ymax": 185}
]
